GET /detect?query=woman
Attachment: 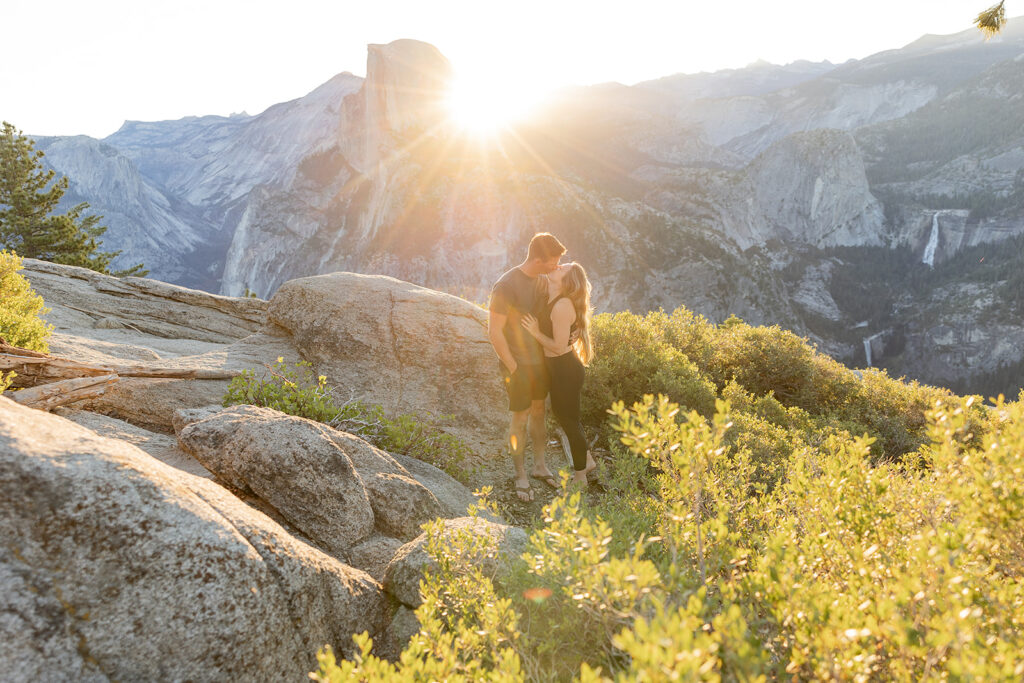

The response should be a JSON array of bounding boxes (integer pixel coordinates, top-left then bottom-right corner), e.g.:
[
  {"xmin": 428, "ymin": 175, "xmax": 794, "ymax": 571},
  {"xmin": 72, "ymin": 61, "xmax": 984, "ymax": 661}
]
[{"xmin": 521, "ymin": 262, "xmax": 596, "ymax": 487}]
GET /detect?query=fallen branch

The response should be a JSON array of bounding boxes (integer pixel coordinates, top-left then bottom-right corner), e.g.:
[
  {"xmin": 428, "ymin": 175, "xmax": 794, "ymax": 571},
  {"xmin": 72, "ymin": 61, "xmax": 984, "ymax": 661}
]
[
  {"xmin": 0, "ymin": 342, "xmax": 49, "ymax": 359},
  {"xmin": 1, "ymin": 343, "xmax": 238, "ymax": 387},
  {"xmin": 6, "ymin": 374, "xmax": 120, "ymax": 411}
]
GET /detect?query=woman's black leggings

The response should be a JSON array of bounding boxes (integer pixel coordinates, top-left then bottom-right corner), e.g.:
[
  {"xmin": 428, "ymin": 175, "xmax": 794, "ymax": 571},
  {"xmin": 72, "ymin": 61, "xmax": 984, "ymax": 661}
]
[{"xmin": 546, "ymin": 352, "xmax": 588, "ymax": 472}]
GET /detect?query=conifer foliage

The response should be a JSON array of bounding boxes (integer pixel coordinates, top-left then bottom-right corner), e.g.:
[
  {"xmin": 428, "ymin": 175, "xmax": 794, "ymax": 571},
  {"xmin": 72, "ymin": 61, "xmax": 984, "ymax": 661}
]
[
  {"xmin": 0, "ymin": 121, "xmax": 145, "ymax": 276},
  {"xmin": 975, "ymin": 1, "xmax": 1007, "ymax": 37}
]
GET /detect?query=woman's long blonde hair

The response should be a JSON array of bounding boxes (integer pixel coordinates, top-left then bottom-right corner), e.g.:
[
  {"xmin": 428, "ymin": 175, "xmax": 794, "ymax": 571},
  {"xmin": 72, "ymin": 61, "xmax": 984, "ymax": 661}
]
[{"xmin": 561, "ymin": 262, "xmax": 595, "ymax": 366}]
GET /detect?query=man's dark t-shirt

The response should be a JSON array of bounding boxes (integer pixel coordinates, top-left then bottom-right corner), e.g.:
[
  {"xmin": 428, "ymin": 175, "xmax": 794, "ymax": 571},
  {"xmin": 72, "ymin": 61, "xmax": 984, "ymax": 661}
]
[{"xmin": 490, "ymin": 268, "xmax": 545, "ymax": 366}]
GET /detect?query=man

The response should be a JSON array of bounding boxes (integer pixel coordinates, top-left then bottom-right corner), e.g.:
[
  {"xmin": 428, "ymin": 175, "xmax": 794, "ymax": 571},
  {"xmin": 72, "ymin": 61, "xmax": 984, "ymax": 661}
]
[{"xmin": 488, "ymin": 232, "xmax": 565, "ymax": 501}]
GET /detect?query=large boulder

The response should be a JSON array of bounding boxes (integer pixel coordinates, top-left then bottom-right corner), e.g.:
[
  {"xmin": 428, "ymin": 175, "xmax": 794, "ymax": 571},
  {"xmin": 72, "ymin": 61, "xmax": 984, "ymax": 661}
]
[
  {"xmin": 324, "ymin": 430, "xmax": 446, "ymax": 540},
  {"xmin": 176, "ymin": 405, "xmax": 376, "ymax": 554},
  {"xmin": 19, "ymin": 259, "xmax": 302, "ymax": 433},
  {"xmin": 383, "ymin": 517, "xmax": 528, "ymax": 608},
  {"xmin": 266, "ymin": 272, "xmax": 506, "ymax": 452},
  {"xmin": 175, "ymin": 406, "xmax": 448, "ymax": 548},
  {"xmin": 0, "ymin": 397, "xmax": 387, "ymax": 681}
]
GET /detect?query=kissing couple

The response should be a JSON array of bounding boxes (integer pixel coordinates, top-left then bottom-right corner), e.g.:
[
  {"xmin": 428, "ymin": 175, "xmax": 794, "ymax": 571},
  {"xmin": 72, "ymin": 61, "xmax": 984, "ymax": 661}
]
[{"xmin": 487, "ymin": 233, "xmax": 596, "ymax": 502}]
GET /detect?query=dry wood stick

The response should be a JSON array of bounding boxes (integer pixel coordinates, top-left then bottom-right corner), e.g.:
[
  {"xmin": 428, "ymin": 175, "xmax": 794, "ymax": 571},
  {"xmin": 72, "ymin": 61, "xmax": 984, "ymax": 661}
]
[
  {"xmin": 1, "ymin": 342, "xmax": 237, "ymax": 386},
  {"xmin": 6, "ymin": 374, "xmax": 120, "ymax": 411}
]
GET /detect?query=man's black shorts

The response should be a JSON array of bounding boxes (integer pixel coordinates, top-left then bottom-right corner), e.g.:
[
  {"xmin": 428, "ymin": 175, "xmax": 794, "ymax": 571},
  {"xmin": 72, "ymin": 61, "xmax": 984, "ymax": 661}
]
[{"xmin": 499, "ymin": 361, "xmax": 549, "ymax": 412}]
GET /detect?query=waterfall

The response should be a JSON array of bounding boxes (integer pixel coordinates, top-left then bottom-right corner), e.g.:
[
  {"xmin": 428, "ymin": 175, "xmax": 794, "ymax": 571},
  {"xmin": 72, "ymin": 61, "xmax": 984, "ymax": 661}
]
[
  {"xmin": 922, "ymin": 211, "xmax": 942, "ymax": 267},
  {"xmin": 863, "ymin": 332, "xmax": 884, "ymax": 368}
]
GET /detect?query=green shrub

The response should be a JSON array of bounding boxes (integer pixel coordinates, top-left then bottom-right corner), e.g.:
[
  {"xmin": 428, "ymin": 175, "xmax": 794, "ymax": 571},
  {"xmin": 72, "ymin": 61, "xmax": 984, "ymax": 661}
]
[
  {"xmin": 0, "ymin": 250, "xmax": 52, "ymax": 352},
  {"xmin": 584, "ymin": 310, "xmax": 718, "ymax": 435},
  {"xmin": 319, "ymin": 393, "xmax": 1024, "ymax": 680},
  {"xmin": 311, "ymin": 498, "xmax": 524, "ymax": 682},
  {"xmin": 587, "ymin": 305, "xmax": 979, "ymax": 462},
  {"xmin": 224, "ymin": 358, "xmax": 341, "ymax": 422},
  {"xmin": 706, "ymin": 317, "xmax": 858, "ymax": 411},
  {"xmin": 223, "ymin": 358, "xmax": 473, "ymax": 484}
]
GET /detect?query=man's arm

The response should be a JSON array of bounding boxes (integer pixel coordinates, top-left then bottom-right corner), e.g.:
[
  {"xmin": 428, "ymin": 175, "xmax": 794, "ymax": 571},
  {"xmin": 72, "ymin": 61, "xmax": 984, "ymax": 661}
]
[{"xmin": 488, "ymin": 308, "xmax": 517, "ymax": 373}]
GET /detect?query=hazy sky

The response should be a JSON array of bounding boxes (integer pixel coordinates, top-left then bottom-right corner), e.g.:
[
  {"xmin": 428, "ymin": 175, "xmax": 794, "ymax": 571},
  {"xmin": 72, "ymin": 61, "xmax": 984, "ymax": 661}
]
[{"xmin": 1, "ymin": 0, "xmax": 1016, "ymax": 138}]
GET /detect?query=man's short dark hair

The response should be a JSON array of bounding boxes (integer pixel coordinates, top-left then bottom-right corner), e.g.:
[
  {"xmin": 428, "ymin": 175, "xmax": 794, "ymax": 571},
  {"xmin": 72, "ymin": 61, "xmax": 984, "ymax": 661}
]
[{"xmin": 527, "ymin": 233, "xmax": 566, "ymax": 261}]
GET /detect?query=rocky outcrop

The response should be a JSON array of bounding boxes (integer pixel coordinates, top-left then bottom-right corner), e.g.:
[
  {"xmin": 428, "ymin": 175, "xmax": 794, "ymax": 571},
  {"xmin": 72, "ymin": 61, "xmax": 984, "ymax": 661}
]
[
  {"xmin": 176, "ymin": 406, "xmax": 375, "ymax": 553},
  {"xmin": 383, "ymin": 517, "xmax": 528, "ymax": 608},
  {"xmin": 267, "ymin": 272, "xmax": 505, "ymax": 449},
  {"xmin": 22, "ymin": 258, "xmax": 265, "ymax": 345},
  {"xmin": 721, "ymin": 130, "xmax": 886, "ymax": 250},
  {"xmin": 175, "ymin": 405, "xmax": 448, "ymax": 550},
  {"xmin": 58, "ymin": 409, "xmax": 213, "ymax": 479},
  {"xmin": 892, "ymin": 282, "xmax": 1024, "ymax": 386},
  {"xmin": 363, "ymin": 39, "xmax": 453, "ymax": 140},
  {"xmin": 0, "ymin": 397, "xmax": 387, "ymax": 681}
]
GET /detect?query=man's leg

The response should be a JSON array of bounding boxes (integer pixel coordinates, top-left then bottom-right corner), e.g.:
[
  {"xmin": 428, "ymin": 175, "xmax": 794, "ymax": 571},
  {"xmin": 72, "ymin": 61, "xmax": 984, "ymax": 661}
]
[
  {"xmin": 509, "ymin": 409, "xmax": 532, "ymax": 501},
  {"xmin": 529, "ymin": 398, "xmax": 555, "ymax": 481}
]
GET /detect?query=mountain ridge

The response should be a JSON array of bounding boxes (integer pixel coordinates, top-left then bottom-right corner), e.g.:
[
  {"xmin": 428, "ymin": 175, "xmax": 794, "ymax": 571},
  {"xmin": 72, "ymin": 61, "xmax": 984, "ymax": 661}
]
[{"xmin": 27, "ymin": 23, "xmax": 1024, "ymax": 395}]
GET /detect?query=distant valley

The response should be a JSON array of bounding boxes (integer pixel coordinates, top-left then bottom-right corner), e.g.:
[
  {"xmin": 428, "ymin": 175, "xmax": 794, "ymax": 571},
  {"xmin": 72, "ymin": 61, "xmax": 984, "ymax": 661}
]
[{"xmin": 33, "ymin": 20, "xmax": 1024, "ymax": 396}]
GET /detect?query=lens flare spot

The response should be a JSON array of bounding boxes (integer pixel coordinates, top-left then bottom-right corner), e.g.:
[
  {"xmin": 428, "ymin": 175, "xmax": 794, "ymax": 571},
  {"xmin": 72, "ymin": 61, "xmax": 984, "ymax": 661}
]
[
  {"xmin": 509, "ymin": 434, "xmax": 518, "ymax": 452},
  {"xmin": 523, "ymin": 587, "xmax": 552, "ymax": 603}
]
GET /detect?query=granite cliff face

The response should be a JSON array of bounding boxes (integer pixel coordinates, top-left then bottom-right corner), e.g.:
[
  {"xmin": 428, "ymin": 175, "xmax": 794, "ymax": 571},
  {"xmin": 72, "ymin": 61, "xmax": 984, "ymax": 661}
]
[{"xmin": 27, "ymin": 23, "xmax": 1024, "ymax": 393}]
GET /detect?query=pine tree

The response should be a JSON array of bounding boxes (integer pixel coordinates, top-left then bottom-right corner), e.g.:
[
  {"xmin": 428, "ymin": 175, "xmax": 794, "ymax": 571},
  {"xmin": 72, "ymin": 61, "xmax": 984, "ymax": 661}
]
[{"xmin": 0, "ymin": 121, "xmax": 146, "ymax": 277}]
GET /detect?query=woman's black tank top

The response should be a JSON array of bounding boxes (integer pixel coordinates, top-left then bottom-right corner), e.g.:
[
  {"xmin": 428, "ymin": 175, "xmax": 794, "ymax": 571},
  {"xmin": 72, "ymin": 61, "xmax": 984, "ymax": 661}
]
[{"xmin": 539, "ymin": 295, "xmax": 578, "ymax": 340}]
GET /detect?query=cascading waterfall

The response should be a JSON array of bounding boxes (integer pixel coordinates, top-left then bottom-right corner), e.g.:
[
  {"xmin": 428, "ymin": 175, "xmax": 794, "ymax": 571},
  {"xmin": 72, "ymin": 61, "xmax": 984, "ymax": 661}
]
[
  {"xmin": 922, "ymin": 211, "xmax": 943, "ymax": 267},
  {"xmin": 863, "ymin": 332, "xmax": 884, "ymax": 368}
]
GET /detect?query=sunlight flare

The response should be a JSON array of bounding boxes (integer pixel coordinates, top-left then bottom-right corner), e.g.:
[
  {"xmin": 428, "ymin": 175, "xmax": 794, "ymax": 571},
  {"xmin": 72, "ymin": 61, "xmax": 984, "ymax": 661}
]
[{"xmin": 445, "ymin": 69, "xmax": 545, "ymax": 135}]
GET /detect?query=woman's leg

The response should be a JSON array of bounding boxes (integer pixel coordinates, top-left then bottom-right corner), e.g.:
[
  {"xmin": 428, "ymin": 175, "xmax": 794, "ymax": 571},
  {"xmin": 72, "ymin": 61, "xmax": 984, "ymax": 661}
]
[{"xmin": 548, "ymin": 354, "xmax": 589, "ymax": 474}]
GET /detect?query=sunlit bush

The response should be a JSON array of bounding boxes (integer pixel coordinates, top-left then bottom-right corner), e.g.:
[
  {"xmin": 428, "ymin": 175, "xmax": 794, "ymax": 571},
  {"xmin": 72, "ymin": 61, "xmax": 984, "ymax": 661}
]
[
  {"xmin": 587, "ymin": 305, "xmax": 981, "ymax": 461},
  {"xmin": 0, "ymin": 250, "xmax": 52, "ymax": 352},
  {"xmin": 584, "ymin": 310, "xmax": 717, "ymax": 430},
  {"xmin": 316, "ymin": 392, "xmax": 1024, "ymax": 680},
  {"xmin": 311, "ymin": 498, "xmax": 524, "ymax": 682}
]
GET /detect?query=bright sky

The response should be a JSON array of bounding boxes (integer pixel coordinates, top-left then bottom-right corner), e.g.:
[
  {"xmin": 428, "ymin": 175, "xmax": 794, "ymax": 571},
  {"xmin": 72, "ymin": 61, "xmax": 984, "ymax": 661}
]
[{"xmin": 1, "ymin": 0, "xmax": 1016, "ymax": 138}]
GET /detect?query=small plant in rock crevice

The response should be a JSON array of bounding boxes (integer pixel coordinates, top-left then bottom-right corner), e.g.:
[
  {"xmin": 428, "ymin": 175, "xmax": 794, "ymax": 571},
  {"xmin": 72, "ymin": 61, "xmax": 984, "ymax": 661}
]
[{"xmin": 223, "ymin": 358, "xmax": 474, "ymax": 484}]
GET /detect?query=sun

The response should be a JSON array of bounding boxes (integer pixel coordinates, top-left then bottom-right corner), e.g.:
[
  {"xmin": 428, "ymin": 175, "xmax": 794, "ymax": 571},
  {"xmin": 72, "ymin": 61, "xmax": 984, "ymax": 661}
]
[{"xmin": 445, "ymin": 71, "xmax": 543, "ymax": 135}]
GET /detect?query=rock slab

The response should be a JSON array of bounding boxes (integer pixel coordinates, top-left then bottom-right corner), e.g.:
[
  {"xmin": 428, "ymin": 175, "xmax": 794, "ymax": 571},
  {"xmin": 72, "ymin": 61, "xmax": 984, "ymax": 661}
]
[{"xmin": 0, "ymin": 397, "xmax": 386, "ymax": 682}]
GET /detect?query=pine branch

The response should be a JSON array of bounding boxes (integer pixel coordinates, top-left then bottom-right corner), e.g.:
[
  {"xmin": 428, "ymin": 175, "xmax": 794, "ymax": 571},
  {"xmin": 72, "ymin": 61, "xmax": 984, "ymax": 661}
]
[{"xmin": 976, "ymin": 1, "xmax": 1007, "ymax": 37}]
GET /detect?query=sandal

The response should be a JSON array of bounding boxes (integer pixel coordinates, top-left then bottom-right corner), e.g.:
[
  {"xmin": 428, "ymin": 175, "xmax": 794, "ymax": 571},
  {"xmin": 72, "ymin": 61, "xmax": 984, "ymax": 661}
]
[
  {"xmin": 514, "ymin": 481, "xmax": 534, "ymax": 502},
  {"xmin": 530, "ymin": 473, "xmax": 559, "ymax": 490}
]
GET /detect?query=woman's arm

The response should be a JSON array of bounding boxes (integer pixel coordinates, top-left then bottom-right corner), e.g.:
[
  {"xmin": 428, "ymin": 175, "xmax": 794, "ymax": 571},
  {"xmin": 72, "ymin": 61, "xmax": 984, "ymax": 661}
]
[{"xmin": 521, "ymin": 300, "xmax": 576, "ymax": 354}]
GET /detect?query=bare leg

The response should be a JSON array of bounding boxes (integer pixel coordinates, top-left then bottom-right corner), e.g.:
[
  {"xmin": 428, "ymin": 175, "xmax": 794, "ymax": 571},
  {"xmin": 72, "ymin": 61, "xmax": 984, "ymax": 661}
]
[
  {"xmin": 509, "ymin": 409, "xmax": 532, "ymax": 501},
  {"xmin": 528, "ymin": 399, "xmax": 554, "ymax": 480}
]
